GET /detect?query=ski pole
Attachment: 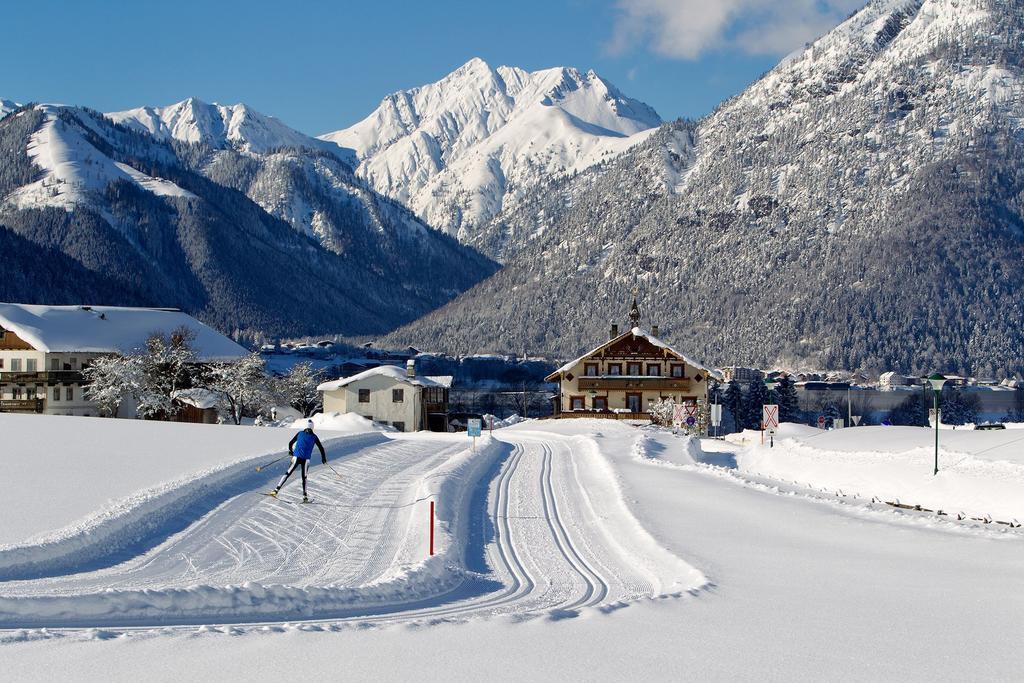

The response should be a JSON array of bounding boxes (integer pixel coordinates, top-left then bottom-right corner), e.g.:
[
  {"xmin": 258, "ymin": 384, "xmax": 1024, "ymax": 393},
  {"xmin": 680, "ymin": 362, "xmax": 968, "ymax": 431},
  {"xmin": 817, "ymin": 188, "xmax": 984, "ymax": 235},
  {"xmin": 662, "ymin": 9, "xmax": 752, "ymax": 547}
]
[
  {"xmin": 255, "ymin": 454, "xmax": 289, "ymax": 472},
  {"xmin": 327, "ymin": 463, "xmax": 344, "ymax": 480}
]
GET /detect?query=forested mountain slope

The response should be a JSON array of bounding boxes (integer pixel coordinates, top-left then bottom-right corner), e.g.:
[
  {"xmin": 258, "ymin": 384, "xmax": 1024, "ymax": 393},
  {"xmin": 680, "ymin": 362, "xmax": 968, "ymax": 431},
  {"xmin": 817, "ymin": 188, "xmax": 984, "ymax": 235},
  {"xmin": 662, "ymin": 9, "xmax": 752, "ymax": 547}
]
[{"xmin": 384, "ymin": 0, "xmax": 1024, "ymax": 377}]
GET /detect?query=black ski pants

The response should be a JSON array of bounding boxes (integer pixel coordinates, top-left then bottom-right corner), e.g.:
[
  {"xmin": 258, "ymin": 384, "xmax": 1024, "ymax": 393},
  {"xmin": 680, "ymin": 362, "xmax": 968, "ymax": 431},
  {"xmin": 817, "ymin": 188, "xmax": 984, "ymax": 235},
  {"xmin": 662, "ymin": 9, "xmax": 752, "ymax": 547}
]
[{"xmin": 277, "ymin": 456, "xmax": 309, "ymax": 495}]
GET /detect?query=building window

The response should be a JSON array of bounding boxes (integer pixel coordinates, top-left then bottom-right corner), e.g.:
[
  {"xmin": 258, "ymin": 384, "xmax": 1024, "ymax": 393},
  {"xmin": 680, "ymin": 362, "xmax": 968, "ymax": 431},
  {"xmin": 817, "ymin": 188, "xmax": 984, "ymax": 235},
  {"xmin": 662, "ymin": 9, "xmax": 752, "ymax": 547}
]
[
  {"xmin": 0, "ymin": 358, "xmax": 4, "ymax": 369},
  {"xmin": 570, "ymin": 396, "xmax": 585, "ymax": 411},
  {"xmin": 13, "ymin": 388, "xmax": 22, "ymax": 400},
  {"xmin": 34, "ymin": 384, "xmax": 42, "ymax": 398},
  {"xmin": 51, "ymin": 358, "xmax": 60, "ymax": 371},
  {"xmin": 627, "ymin": 362, "xmax": 642, "ymax": 376},
  {"xmin": 584, "ymin": 363, "xmax": 599, "ymax": 377},
  {"xmin": 66, "ymin": 387, "xmax": 73, "ymax": 401},
  {"xmin": 70, "ymin": 357, "xmax": 77, "ymax": 369},
  {"xmin": 607, "ymin": 363, "xmax": 621, "ymax": 376},
  {"xmin": 358, "ymin": 389, "xmax": 370, "ymax": 403},
  {"xmin": 26, "ymin": 359, "xmax": 37, "ymax": 372},
  {"xmin": 11, "ymin": 358, "xmax": 22, "ymax": 372},
  {"xmin": 392, "ymin": 421, "xmax": 405, "ymax": 432},
  {"xmin": 53, "ymin": 387, "xmax": 61, "ymax": 401},
  {"xmin": 392, "ymin": 388, "xmax": 404, "ymax": 403},
  {"xmin": 671, "ymin": 364, "xmax": 685, "ymax": 378},
  {"xmin": 593, "ymin": 397, "xmax": 608, "ymax": 411},
  {"xmin": 646, "ymin": 363, "xmax": 661, "ymax": 376}
]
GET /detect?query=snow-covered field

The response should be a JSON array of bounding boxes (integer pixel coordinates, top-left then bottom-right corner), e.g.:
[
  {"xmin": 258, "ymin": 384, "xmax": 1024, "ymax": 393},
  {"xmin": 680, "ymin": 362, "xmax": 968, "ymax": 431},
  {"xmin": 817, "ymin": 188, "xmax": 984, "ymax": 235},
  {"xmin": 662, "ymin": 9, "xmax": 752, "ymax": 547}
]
[
  {"xmin": 728, "ymin": 423, "xmax": 1024, "ymax": 522},
  {"xmin": 1, "ymin": 416, "xmax": 1021, "ymax": 680}
]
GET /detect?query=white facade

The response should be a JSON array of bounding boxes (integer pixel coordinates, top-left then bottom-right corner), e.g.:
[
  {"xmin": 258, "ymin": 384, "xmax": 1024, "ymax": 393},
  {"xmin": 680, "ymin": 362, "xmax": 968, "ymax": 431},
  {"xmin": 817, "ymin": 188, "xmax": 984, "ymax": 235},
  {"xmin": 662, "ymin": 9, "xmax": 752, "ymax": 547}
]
[
  {"xmin": 318, "ymin": 365, "xmax": 451, "ymax": 433},
  {"xmin": 0, "ymin": 303, "xmax": 246, "ymax": 418}
]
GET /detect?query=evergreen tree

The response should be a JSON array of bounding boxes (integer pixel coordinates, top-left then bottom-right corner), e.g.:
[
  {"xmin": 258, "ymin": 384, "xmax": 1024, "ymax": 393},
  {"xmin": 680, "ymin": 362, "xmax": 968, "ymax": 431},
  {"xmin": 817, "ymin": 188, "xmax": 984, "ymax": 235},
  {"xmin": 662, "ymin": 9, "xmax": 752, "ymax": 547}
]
[
  {"xmin": 775, "ymin": 375, "xmax": 800, "ymax": 424},
  {"xmin": 742, "ymin": 380, "xmax": 769, "ymax": 430},
  {"xmin": 722, "ymin": 379, "xmax": 744, "ymax": 433},
  {"xmin": 889, "ymin": 391, "xmax": 928, "ymax": 426}
]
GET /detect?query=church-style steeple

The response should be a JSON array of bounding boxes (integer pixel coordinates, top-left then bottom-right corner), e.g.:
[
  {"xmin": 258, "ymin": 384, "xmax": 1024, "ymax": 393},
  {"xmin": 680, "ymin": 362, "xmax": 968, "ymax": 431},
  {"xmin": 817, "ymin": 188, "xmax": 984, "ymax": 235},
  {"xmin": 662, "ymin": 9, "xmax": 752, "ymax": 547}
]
[{"xmin": 628, "ymin": 295, "xmax": 641, "ymax": 328}]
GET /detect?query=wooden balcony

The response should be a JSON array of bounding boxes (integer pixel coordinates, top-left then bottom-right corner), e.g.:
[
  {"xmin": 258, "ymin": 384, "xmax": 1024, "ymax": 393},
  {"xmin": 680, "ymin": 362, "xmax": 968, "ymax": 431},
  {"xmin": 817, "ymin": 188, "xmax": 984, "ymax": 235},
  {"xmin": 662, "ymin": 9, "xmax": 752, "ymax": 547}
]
[
  {"xmin": 556, "ymin": 410, "xmax": 650, "ymax": 421},
  {"xmin": 577, "ymin": 376, "xmax": 694, "ymax": 391},
  {"xmin": 0, "ymin": 371, "xmax": 83, "ymax": 383}
]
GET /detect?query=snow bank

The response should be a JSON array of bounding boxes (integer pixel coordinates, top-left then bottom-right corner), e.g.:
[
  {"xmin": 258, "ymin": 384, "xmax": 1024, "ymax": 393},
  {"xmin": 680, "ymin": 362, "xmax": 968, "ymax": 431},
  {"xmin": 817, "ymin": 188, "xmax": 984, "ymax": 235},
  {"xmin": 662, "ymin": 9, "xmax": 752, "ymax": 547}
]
[
  {"xmin": 289, "ymin": 412, "xmax": 395, "ymax": 433},
  {"xmin": 0, "ymin": 437, "xmax": 505, "ymax": 627},
  {"xmin": 0, "ymin": 431, "xmax": 388, "ymax": 582},
  {"xmin": 0, "ymin": 414, "xmax": 302, "ymax": 545},
  {"xmin": 733, "ymin": 425, "xmax": 1024, "ymax": 521}
]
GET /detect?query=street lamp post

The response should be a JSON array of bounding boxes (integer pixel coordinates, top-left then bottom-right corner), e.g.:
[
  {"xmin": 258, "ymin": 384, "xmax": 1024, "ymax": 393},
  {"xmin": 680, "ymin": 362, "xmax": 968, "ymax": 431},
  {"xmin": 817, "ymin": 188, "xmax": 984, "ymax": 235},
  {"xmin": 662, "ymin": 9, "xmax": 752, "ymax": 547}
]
[{"xmin": 926, "ymin": 373, "xmax": 947, "ymax": 476}]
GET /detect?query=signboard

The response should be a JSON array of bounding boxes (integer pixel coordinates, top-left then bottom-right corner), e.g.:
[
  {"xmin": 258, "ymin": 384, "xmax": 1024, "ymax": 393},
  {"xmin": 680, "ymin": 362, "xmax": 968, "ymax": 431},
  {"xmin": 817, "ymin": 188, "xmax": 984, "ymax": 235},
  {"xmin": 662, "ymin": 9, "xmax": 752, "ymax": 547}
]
[
  {"xmin": 710, "ymin": 404, "xmax": 723, "ymax": 427},
  {"xmin": 762, "ymin": 404, "xmax": 780, "ymax": 430},
  {"xmin": 684, "ymin": 404, "xmax": 698, "ymax": 418},
  {"xmin": 833, "ymin": 418, "xmax": 844, "ymax": 429},
  {"xmin": 817, "ymin": 415, "xmax": 826, "ymax": 428},
  {"xmin": 686, "ymin": 416, "xmax": 696, "ymax": 427},
  {"xmin": 851, "ymin": 415, "xmax": 862, "ymax": 426},
  {"xmin": 467, "ymin": 419, "xmax": 482, "ymax": 437},
  {"xmin": 672, "ymin": 404, "xmax": 686, "ymax": 425}
]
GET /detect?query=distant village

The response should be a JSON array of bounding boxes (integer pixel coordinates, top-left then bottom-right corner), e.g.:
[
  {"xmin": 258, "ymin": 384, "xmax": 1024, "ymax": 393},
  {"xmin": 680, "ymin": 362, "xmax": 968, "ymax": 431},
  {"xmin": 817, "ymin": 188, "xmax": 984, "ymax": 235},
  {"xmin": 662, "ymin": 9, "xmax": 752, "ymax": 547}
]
[{"xmin": 1, "ymin": 300, "xmax": 1021, "ymax": 432}]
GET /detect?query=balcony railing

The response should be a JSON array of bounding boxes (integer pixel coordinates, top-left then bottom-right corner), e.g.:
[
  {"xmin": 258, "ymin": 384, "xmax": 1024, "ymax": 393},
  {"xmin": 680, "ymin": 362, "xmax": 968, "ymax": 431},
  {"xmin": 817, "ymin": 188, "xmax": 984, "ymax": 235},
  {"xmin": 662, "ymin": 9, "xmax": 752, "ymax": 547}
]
[
  {"xmin": 577, "ymin": 377, "xmax": 694, "ymax": 391},
  {"xmin": 0, "ymin": 371, "xmax": 84, "ymax": 383}
]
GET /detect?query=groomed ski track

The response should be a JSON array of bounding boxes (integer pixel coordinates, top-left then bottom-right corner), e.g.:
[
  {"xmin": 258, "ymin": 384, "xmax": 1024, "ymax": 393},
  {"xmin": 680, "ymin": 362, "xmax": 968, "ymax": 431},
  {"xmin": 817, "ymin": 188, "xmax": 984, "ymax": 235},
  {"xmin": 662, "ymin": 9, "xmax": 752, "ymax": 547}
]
[{"xmin": 0, "ymin": 429, "xmax": 703, "ymax": 630}]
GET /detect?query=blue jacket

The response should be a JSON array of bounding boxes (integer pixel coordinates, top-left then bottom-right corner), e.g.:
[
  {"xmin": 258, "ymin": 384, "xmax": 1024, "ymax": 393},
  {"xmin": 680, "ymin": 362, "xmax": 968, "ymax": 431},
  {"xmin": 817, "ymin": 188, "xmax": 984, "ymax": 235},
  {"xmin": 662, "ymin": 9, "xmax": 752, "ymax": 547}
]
[{"xmin": 290, "ymin": 429, "xmax": 325, "ymax": 461}]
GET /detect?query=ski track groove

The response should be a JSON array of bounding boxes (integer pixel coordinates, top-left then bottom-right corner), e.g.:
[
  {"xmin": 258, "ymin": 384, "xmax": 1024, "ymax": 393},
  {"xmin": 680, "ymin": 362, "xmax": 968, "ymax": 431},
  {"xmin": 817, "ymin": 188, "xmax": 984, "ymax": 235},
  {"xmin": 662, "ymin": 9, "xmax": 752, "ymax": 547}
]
[{"xmin": 0, "ymin": 431, "xmax": 685, "ymax": 630}]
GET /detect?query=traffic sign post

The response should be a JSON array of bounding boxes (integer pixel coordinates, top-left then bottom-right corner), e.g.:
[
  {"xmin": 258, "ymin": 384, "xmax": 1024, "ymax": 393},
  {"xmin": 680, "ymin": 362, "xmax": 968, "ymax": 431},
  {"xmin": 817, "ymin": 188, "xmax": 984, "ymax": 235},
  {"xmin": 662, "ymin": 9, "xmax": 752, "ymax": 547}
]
[
  {"xmin": 672, "ymin": 404, "xmax": 685, "ymax": 430},
  {"xmin": 817, "ymin": 415, "xmax": 826, "ymax": 429},
  {"xmin": 710, "ymin": 404, "xmax": 723, "ymax": 439},
  {"xmin": 762, "ymin": 405, "xmax": 779, "ymax": 447},
  {"xmin": 851, "ymin": 415, "xmax": 862, "ymax": 426},
  {"xmin": 468, "ymin": 418, "xmax": 482, "ymax": 452}
]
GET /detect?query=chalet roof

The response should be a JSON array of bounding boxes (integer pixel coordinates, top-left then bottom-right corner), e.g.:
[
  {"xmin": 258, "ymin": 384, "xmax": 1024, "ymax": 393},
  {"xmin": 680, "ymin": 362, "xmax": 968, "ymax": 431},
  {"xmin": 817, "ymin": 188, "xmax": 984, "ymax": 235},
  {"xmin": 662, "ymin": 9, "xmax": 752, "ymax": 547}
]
[
  {"xmin": 317, "ymin": 364, "xmax": 453, "ymax": 392},
  {"xmin": 0, "ymin": 303, "xmax": 247, "ymax": 361},
  {"xmin": 545, "ymin": 327, "xmax": 722, "ymax": 382}
]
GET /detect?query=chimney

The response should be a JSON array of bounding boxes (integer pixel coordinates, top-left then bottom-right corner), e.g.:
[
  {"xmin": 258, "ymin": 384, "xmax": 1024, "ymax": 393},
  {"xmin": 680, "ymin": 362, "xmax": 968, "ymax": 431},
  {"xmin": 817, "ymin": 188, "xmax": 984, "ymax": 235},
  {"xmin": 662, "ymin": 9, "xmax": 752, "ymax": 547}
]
[
  {"xmin": 610, "ymin": 323, "xmax": 619, "ymax": 339},
  {"xmin": 406, "ymin": 359, "xmax": 416, "ymax": 378},
  {"xmin": 652, "ymin": 325, "xmax": 659, "ymax": 337}
]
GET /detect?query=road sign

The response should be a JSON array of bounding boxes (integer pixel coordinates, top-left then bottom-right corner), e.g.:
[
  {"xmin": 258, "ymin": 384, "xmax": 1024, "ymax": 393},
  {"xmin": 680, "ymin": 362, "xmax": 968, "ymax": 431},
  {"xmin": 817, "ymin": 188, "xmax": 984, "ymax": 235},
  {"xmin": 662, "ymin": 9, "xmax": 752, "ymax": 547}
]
[
  {"xmin": 686, "ymin": 416, "xmax": 696, "ymax": 427},
  {"xmin": 710, "ymin": 404, "xmax": 723, "ymax": 427},
  {"xmin": 762, "ymin": 404, "xmax": 779, "ymax": 430},
  {"xmin": 833, "ymin": 418, "xmax": 844, "ymax": 429},
  {"xmin": 684, "ymin": 404, "xmax": 698, "ymax": 418},
  {"xmin": 467, "ymin": 419, "xmax": 482, "ymax": 437},
  {"xmin": 851, "ymin": 415, "xmax": 862, "ymax": 426},
  {"xmin": 817, "ymin": 415, "xmax": 826, "ymax": 428},
  {"xmin": 673, "ymin": 404, "xmax": 686, "ymax": 424}
]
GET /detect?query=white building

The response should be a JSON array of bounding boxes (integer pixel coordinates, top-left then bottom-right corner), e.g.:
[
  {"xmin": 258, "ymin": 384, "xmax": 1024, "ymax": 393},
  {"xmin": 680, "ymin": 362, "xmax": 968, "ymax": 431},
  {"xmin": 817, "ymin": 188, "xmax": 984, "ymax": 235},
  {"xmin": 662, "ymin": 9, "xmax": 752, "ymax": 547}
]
[
  {"xmin": 0, "ymin": 303, "xmax": 246, "ymax": 417},
  {"xmin": 720, "ymin": 366, "xmax": 762, "ymax": 385},
  {"xmin": 317, "ymin": 362, "xmax": 452, "ymax": 432},
  {"xmin": 879, "ymin": 372, "xmax": 914, "ymax": 390}
]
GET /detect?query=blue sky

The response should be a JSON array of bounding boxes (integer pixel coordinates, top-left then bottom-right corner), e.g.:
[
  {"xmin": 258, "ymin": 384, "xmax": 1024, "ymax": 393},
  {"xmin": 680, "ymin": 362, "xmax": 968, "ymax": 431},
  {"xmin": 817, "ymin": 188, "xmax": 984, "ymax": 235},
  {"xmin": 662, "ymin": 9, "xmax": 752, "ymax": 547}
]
[{"xmin": 1, "ymin": 0, "xmax": 861, "ymax": 135}]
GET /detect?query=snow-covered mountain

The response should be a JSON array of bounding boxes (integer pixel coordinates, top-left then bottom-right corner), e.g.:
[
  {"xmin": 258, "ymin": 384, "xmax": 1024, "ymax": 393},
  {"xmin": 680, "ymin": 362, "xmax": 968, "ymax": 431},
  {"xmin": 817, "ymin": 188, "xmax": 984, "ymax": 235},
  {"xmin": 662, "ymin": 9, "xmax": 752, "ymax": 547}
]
[
  {"xmin": 0, "ymin": 104, "xmax": 496, "ymax": 338},
  {"xmin": 109, "ymin": 97, "xmax": 351, "ymax": 160},
  {"xmin": 320, "ymin": 58, "xmax": 662, "ymax": 252},
  {"xmin": 384, "ymin": 0, "xmax": 1024, "ymax": 377},
  {"xmin": 0, "ymin": 99, "xmax": 19, "ymax": 118}
]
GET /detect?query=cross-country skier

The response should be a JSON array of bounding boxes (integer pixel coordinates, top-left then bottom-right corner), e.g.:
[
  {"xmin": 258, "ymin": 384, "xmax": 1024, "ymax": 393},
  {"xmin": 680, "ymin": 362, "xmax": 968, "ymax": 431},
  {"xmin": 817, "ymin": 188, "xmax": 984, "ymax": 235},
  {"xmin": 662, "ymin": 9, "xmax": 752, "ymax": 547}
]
[{"xmin": 269, "ymin": 419, "xmax": 326, "ymax": 503}]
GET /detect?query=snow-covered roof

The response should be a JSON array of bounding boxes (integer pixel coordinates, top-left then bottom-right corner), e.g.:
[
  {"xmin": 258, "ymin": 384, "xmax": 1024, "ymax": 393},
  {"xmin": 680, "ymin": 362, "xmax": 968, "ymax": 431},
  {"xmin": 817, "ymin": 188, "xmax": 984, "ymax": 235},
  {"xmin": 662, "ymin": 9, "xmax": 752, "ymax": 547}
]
[
  {"xmin": 0, "ymin": 303, "xmax": 247, "ymax": 361},
  {"xmin": 318, "ymin": 364, "xmax": 453, "ymax": 392},
  {"xmin": 171, "ymin": 388, "xmax": 225, "ymax": 410},
  {"xmin": 546, "ymin": 327, "xmax": 722, "ymax": 381}
]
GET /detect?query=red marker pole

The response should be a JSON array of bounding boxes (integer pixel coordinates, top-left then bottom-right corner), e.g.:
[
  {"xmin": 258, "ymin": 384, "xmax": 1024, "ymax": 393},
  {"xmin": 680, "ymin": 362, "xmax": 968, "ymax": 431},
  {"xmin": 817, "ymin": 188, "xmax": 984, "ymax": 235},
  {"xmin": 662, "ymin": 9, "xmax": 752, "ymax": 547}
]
[{"xmin": 429, "ymin": 500, "xmax": 435, "ymax": 557}]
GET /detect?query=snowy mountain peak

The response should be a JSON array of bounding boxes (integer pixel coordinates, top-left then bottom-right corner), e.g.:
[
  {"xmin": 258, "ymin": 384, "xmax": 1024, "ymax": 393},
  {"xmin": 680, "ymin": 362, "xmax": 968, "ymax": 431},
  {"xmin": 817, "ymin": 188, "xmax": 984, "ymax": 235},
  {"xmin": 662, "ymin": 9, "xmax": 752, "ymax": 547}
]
[
  {"xmin": 1, "ymin": 99, "xmax": 19, "ymax": 117},
  {"xmin": 319, "ymin": 60, "xmax": 662, "ymax": 247},
  {"xmin": 108, "ymin": 98, "xmax": 345, "ymax": 158}
]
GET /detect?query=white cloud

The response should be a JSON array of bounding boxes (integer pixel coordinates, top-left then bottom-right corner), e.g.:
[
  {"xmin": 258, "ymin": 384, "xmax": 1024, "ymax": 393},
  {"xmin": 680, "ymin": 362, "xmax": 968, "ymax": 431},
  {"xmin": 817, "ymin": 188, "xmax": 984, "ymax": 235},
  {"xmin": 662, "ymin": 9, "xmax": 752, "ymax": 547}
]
[{"xmin": 608, "ymin": 0, "xmax": 866, "ymax": 59}]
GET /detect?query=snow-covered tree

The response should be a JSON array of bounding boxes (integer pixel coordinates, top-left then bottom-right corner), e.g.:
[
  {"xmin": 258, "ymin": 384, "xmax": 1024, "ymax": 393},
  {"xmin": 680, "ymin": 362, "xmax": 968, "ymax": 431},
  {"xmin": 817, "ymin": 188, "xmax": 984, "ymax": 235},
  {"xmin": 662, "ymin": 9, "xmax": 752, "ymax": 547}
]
[
  {"xmin": 205, "ymin": 353, "xmax": 273, "ymax": 425},
  {"xmin": 274, "ymin": 362, "xmax": 323, "ymax": 418},
  {"xmin": 888, "ymin": 392, "xmax": 928, "ymax": 426},
  {"xmin": 741, "ymin": 380, "xmax": 768, "ymax": 430},
  {"xmin": 648, "ymin": 398, "xmax": 675, "ymax": 427},
  {"xmin": 722, "ymin": 380, "xmax": 744, "ymax": 433},
  {"xmin": 775, "ymin": 375, "xmax": 800, "ymax": 424},
  {"xmin": 83, "ymin": 354, "xmax": 143, "ymax": 418}
]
